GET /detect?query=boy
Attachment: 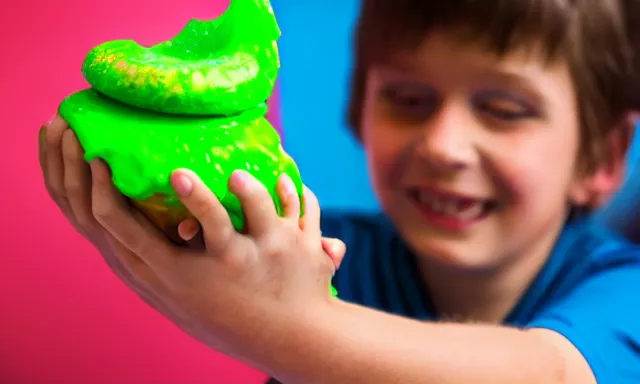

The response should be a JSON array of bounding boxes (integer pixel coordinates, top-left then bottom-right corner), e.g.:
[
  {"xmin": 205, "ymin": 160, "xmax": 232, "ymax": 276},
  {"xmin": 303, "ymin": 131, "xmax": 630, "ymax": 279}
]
[{"xmin": 40, "ymin": 0, "xmax": 640, "ymax": 382}]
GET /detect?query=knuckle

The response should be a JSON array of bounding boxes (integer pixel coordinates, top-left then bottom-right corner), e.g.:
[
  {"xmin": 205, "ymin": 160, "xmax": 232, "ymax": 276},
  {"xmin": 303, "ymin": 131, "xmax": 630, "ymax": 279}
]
[
  {"xmin": 207, "ymin": 228, "xmax": 234, "ymax": 256},
  {"xmin": 258, "ymin": 232, "xmax": 280, "ymax": 255},
  {"xmin": 92, "ymin": 199, "xmax": 113, "ymax": 223},
  {"xmin": 191, "ymin": 196, "xmax": 218, "ymax": 220},
  {"xmin": 63, "ymin": 174, "xmax": 83, "ymax": 197},
  {"xmin": 246, "ymin": 181, "xmax": 271, "ymax": 202},
  {"xmin": 218, "ymin": 223, "xmax": 236, "ymax": 244},
  {"xmin": 260, "ymin": 229, "xmax": 299, "ymax": 258}
]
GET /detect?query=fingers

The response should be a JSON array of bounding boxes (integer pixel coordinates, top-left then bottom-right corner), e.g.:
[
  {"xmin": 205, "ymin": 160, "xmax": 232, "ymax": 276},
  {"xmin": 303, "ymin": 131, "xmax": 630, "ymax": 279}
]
[
  {"xmin": 99, "ymin": 233, "xmax": 172, "ymax": 315},
  {"xmin": 300, "ymin": 185, "xmax": 321, "ymax": 235},
  {"xmin": 321, "ymin": 237, "xmax": 346, "ymax": 269},
  {"xmin": 171, "ymin": 169, "xmax": 237, "ymax": 252},
  {"xmin": 277, "ymin": 174, "xmax": 301, "ymax": 220},
  {"xmin": 177, "ymin": 218, "xmax": 206, "ymax": 250},
  {"xmin": 177, "ymin": 218, "xmax": 200, "ymax": 241},
  {"xmin": 62, "ymin": 129, "xmax": 95, "ymax": 230},
  {"xmin": 228, "ymin": 170, "xmax": 279, "ymax": 236},
  {"xmin": 103, "ymin": 233, "xmax": 163, "ymax": 289},
  {"xmin": 90, "ymin": 159, "xmax": 175, "ymax": 268},
  {"xmin": 42, "ymin": 115, "xmax": 74, "ymax": 217}
]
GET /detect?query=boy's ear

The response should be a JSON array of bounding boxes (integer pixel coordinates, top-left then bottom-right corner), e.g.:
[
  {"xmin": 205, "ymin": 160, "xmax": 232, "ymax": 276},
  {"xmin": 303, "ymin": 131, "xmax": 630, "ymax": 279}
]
[{"xmin": 570, "ymin": 112, "xmax": 637, "ymax": 208}]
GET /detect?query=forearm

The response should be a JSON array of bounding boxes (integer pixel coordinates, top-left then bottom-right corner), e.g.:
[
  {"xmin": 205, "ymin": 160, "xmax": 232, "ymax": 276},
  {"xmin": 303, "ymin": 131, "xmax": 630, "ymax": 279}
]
[{"xmin": 270, "ymin": 301, "xmax": 566, "ymax": 384}]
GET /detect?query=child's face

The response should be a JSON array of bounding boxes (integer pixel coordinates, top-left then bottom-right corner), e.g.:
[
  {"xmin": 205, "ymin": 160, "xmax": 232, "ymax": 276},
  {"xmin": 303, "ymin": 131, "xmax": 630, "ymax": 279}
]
[{"xmin": 361, "ymin": 32, "xmax": 595, "ymax": 270}]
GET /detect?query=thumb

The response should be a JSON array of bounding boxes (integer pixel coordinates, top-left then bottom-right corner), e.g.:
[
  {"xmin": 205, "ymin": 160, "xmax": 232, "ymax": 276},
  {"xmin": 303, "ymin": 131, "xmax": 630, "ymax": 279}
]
[
  {"xmin": 177, "ymin": 218, "xmax": 206, "ymax": 250},
  {"xmin": 321, "ymin": 237, "xmax": 346, "ymax": 269}
]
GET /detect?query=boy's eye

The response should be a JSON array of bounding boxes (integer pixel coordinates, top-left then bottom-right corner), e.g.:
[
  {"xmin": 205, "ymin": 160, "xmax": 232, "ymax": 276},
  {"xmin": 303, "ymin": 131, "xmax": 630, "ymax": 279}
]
[
  {"xmin": 381, "ymin": 84, "xmax": 439, "ymax": 119},
  {"xmin": 473, "ymin": 91, "xmax": 539, "ymax": 121}
]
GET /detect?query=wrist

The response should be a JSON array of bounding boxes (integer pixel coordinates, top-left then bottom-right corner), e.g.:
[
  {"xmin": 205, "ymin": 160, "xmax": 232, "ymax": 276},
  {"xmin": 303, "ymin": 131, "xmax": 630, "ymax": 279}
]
[{"xmin": 263, "ymin": 297, "xmax": 345, "ymax": 383}]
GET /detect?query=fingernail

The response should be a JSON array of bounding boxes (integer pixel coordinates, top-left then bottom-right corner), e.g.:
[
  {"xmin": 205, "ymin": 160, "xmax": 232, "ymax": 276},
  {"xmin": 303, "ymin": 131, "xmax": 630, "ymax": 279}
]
[
  {"xmin": 230, "ymin": 170, "xmax": 250, "ymax": 188},
  {"xmin": 178, "ymin": 219, "xmax": 198, "ymax": 241},
  {"xmin": 172, "ymin": 171, "xmax": 193, "ymax": 197}
]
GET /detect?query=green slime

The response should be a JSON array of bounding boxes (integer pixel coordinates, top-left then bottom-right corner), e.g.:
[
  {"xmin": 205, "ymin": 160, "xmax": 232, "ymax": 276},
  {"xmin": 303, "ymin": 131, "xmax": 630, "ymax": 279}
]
[
  {"xmin": 57, "ymin": 0, "xmax": 338, "ymax": 296},
  {"xmin": 59, "ymin": 89, "xmax": 302, "ymax": 230},
  {"xmin": 81, "ymin": 0, "xmax": 281, "ymax": 116}
]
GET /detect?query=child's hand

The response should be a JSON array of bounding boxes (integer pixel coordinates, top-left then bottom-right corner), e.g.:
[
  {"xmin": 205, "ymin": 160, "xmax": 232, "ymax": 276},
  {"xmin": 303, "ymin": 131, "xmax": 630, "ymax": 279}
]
[
  {"xmin": 87, "ymin": 163, "xmax": 345, "ymax": 361},
  {"xmin": 39, "ymin": 115, "xmax": 170, "ymax": 313},
  {"xmin": 177, "ymin": 218, "xmax": 346, "ymax": 269}
]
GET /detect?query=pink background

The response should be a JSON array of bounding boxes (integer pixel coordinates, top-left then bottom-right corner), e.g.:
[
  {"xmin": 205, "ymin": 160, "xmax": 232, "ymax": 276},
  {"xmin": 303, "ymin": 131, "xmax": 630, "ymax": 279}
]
[{"xmin": 1, "ymin": 0, "xmax": 278, "ymax": 382}]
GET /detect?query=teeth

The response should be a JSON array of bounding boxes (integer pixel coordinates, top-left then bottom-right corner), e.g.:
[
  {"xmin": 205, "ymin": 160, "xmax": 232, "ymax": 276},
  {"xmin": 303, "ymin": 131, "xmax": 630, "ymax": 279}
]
[
  {"xmin": 456, "ymin": 203, "xmax": 484, "ymax": 220},
  {"xmin": 417, "ymin": 191, "xmax": 485, "ymax": 220},
  {"xmin": 443, "ymin": 201, "xmax": 458, "ymax": 215}
]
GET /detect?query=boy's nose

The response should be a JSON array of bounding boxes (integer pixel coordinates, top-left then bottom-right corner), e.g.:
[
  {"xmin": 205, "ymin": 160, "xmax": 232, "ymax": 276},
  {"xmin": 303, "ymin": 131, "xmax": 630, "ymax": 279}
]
[{"xmin": 415, "ymin": 103, "xmax": 476, "ymax": 173}]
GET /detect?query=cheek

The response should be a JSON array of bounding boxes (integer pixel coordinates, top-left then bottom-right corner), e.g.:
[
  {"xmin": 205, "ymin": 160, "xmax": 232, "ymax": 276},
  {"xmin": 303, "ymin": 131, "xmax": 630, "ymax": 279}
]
[
  {"xmin": 365, "ymin": 135, "xmax": 402, "ymax": 190},
  {"xmin": 490, "ymin": 130, "xmax": 579, "ymax": 211},
  {"xmin": 362, "ymin": 124, "xmax": 412, "ymax": 192},
  {"xmin": 361, "ymin": 101, "xmax": 407, "ymax": 190}
]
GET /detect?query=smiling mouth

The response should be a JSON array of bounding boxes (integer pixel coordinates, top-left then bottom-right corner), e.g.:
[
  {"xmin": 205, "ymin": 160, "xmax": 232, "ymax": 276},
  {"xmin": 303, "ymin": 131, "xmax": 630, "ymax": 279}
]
[{"xmin": 408, "ymin": 188, "xmax": 497, "ymax": 228}]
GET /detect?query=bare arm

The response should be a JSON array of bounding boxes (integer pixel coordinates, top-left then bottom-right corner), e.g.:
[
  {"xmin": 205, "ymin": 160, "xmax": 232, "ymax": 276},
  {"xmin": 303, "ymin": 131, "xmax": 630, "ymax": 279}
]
[{"xmin": 270, "ymin": 301, "xmax": 595, "ymax": 384}]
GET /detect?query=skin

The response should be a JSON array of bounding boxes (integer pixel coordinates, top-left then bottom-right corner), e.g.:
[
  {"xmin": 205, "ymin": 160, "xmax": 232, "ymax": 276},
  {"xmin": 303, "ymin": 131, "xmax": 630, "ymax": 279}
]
[
  {"xmin": 58, "ymin": 0, "xmax": 291, "ymax": 234},
  {"xmin": 59, "ymin": 91, "xmax": 303, "ymax": 234},
  {"xmin": 39, "ymin": 32, "xmax": 633, "ymax": 384},
  {"xmin": 55, "ymin": 1, "xmax": 341, "ymax": 296},
  {"xmin": 38, "ymin": 120, "xmax": 595, "ymax": 384},
  {"xmin": 361, "ymin": 32, "xmax": 628, "ymax": 323}
]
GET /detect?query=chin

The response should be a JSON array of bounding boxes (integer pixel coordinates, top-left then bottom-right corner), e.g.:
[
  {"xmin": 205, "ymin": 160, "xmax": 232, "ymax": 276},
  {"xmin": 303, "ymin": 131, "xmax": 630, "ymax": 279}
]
[{"xmin": 401, "ymin": 229, "xmax": 501, "ymax": 273}]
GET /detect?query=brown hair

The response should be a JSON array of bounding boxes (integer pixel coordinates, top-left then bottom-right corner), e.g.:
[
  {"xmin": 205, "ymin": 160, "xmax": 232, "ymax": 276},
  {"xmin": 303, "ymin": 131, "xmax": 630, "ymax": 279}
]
[{"xmin": 347, "ymin": 0, "xmax": 640, "ymax": 172}]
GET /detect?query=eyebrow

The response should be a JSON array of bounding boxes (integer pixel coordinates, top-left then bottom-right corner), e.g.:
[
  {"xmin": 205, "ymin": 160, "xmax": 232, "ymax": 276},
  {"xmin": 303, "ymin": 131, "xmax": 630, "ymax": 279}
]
[
  {"xmin": 476, "ymin": 69, "xmax": 533, "ymax": 87},
  {"xmin": 473, "ymin": 70, "xmax": 546, "ymax": 106},
  {"xmin": 374, "ymin": 56, "xmax": 548, "ymax": 105},
  {"xmin": 375, "ymin": 56, "xmax": 425, "ymax": 75},
  {"xmin": 371, "ymin": 63, "xmax": 428, "ymax": 83}
]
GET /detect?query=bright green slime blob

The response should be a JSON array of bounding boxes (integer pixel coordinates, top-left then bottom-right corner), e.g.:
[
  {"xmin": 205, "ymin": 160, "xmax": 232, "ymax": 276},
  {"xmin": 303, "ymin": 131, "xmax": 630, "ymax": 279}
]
[
  {"xmin": 60, "ymin": 90, "xmax": 300, "ymax": 228},
  {"xmin": 80, "ymin": 0, "xmax": 281, "ymax": 116},
  {"xmin": 57, "ymin": 0, "xmax": 337, "ymax": 296}
]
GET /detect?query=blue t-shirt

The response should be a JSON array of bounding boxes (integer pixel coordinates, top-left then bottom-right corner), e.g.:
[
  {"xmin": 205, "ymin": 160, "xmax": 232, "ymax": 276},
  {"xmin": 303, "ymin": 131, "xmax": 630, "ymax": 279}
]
[{"xmin": 323, "ymin": 211, "xmax": 640, "ymax": 383}]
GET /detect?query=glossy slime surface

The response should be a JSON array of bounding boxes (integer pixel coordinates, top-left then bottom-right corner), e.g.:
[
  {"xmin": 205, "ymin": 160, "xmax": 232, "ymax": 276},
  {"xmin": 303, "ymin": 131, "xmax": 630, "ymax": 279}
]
[
  {"xmin": 81, "ymin": 0, "xmax": 281, "ymax": 116},
  {"xmin": 58, "ymin": 0, "xmax": 337, "ymax": 296},
  {"xmin": 60, "ymin": 89, "xmax": 302, "ymax": 227}
]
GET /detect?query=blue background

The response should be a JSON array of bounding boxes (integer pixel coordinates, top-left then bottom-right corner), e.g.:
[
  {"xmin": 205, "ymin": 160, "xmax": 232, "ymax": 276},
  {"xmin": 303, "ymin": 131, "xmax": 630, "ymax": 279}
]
[{"xmin": 272, "ymin": 0, "xmax": 379, "ymax": 212}]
